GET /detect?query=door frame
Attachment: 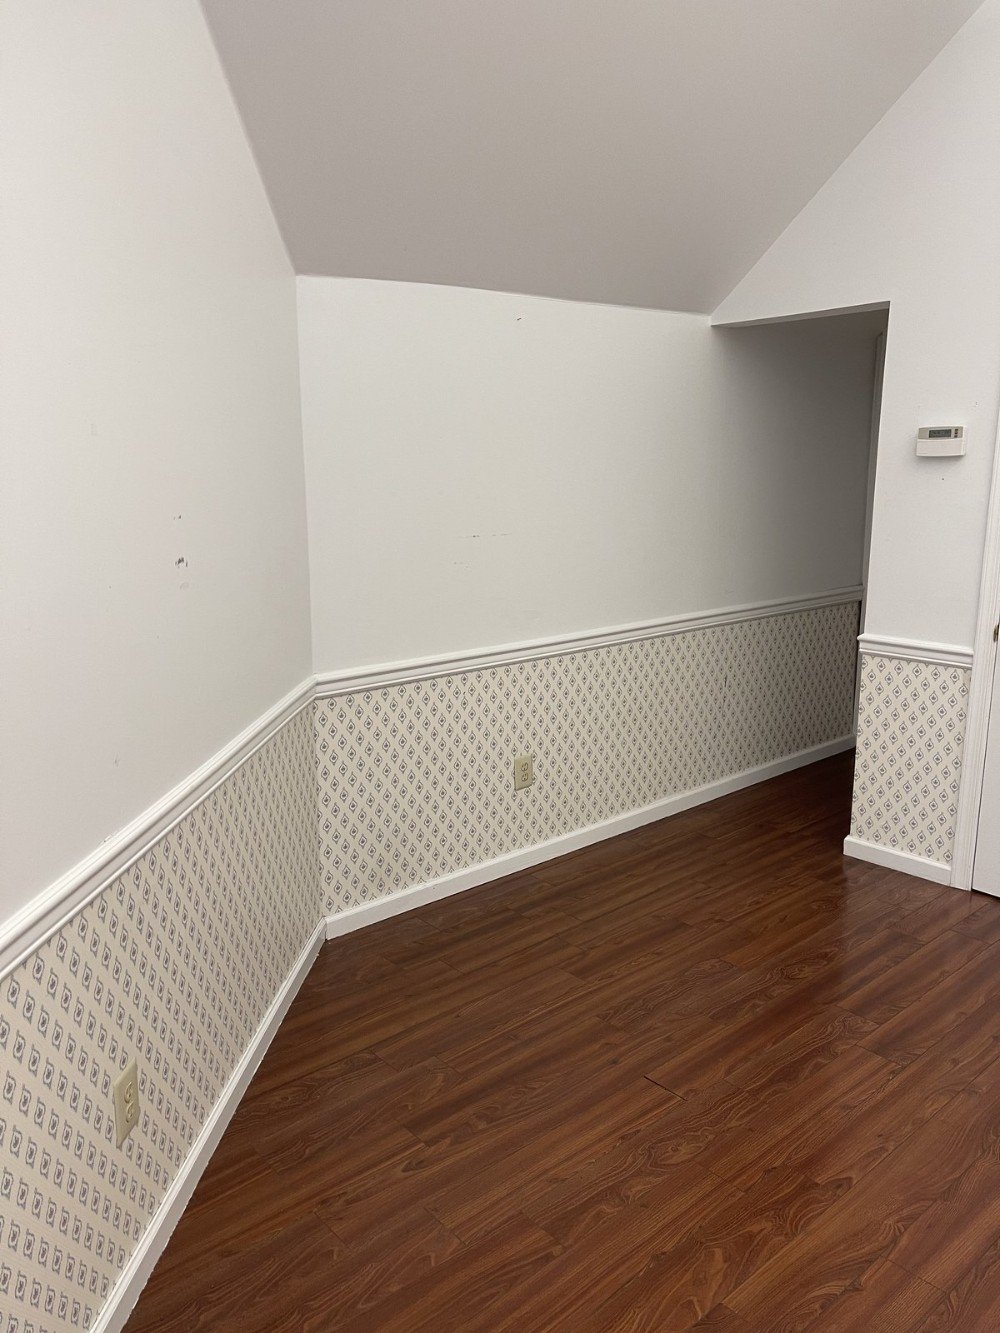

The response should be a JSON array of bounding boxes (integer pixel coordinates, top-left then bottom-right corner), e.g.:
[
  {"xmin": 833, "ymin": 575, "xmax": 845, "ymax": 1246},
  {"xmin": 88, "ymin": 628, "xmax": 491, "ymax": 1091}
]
[
  {"xmin": 858, "ymin": 330, "xmax": 886, "ymax": 640},
  {"xmin": 952, "ymin": 407, "xmax": 1000, "ymax": 888},
  {"xmin": 854, "ymin": 331, "xmax": 886, "ymax": 734}
]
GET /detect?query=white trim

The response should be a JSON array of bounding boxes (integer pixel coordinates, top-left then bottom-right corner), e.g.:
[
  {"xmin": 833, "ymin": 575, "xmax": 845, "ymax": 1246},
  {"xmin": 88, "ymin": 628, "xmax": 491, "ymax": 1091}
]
[
  {"xmin": 855, "ymin": 329, "xmax": 885, "ymax": 735},
  {"xmin": 857, "ymin": 634, "xmax": 974, "ymax": 670},
  {"xmin": 326, "ymin": 735, "xmax": 856, "ymax": 940},
  {"xmin": 711, "ymin": 300, "xmax": 891, "ymax": 329},
  {"xmin": 93, "ymin": 919, "xmax": 326, "ymax": 1333},
  {"xmin": 953, "ymin": 407, "xmax": 1000, "ymax": 888},
  {"xmin": 315, "ymin": 588, "xmax": 863, "ymax": 697},
  {"xmin": 858, "ymin": 330, "xmax": 885, "ymax": 642},
  {"xmin": 1, "ymin": 588, "xmax": 862, "ymax": 977},
  {"xmin": 0, "ymin": 678, "xmax": 316, "ymax": 980},
  {"xmin": 842, "ymin": 835, "xmax": 957, "ymax": 887}
]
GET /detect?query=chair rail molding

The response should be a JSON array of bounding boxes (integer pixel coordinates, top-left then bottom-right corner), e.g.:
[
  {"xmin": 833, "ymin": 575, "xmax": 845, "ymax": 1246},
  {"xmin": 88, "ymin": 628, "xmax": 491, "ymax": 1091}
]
[
  {"xmin": 857, "ymin": 633, "xmax": 974, "ymax": 670},
  {"xmin": 0, "ymin": 677, "xmax": 316, "ymax": 979},
  {"xmin": 315, "ymin": 586, "xmax": 863, "ymax": 698},
  {"xmin": 1, "ymin": 586, "xmax": 864, "ymax": 975}
]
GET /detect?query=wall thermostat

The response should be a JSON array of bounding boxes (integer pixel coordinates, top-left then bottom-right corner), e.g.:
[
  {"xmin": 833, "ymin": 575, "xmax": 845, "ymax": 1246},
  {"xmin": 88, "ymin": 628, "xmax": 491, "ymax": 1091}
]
[{"xmin": 916, "ymin": 425, "xmax": 966, "ymax": 457}]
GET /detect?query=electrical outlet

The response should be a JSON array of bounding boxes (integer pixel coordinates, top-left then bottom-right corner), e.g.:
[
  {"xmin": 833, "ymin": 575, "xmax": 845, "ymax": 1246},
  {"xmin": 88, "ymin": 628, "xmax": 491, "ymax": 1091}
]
[
  {"xmin": 514, "ymin": 753, "xmax": 534, "ymax": 791},
  {"xmin": 113, "ymin": 1060, "xmax": 140, "ymax": 1146}
]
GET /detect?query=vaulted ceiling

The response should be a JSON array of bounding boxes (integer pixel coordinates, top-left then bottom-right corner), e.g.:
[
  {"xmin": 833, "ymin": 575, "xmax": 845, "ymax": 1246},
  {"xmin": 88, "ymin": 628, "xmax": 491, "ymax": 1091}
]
[{"xmin": 202, "ymin": 0, "xmax": 982, "ymax": 312}]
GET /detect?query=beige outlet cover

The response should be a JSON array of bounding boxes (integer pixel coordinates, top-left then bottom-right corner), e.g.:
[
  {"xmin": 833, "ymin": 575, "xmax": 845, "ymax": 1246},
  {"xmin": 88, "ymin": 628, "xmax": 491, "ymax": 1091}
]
[
  {"xmin": 113, "ymin": 1060, "xmax": 140, "ymax": 1146},
  {"xmin": 514, "ymin": 754, "xmax": 534, "ymax": 791}
]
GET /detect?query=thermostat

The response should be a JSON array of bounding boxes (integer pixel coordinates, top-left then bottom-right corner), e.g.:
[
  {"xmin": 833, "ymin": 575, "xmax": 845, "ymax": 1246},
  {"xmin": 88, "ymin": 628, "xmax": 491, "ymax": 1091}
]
[{"xmin": 916, "ymin": 425, "xmax": 966, "ymax": 457}]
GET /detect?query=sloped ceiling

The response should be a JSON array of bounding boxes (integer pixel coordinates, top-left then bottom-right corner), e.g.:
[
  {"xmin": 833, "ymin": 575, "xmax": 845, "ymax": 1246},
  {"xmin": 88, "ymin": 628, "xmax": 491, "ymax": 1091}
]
[{"xmin": 202, "ymin": 0, "xmax": 982, "ymax": 312}]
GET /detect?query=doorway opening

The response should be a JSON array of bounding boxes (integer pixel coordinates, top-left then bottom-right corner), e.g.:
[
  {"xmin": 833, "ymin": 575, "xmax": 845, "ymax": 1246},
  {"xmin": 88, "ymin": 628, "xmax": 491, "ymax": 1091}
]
[{"xmin": 716, "ymin": 304, "xmax": 889, "ymax": 835}]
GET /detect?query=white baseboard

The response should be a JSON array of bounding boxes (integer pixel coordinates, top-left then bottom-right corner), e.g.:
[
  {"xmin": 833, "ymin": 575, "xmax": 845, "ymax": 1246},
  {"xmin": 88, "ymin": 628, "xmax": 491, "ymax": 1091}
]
[
  {"xmin": 842, "ymin": 835, "xmax": 958, "ymax": 887},
  {"xmin": 326, "ymin": 736, "xmax": 856, "ymax": 940},
  {"xmin": 94, "ymin": 919, "xmax": 326, "ymax": 1333}
]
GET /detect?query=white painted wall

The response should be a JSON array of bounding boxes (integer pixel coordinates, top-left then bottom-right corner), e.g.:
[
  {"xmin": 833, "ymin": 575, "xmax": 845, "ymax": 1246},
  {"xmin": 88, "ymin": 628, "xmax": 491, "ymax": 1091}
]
[
  {"xmin": 0, "ymin": 3, "xmax": 312, "ymax": 924},
  {"xmin": 299, "ymin": 277, "xmax": 881, "ymax": 671},
  {"xmin": 713, "ymin": 0, "xmax": 1000, "ymax": 650}
]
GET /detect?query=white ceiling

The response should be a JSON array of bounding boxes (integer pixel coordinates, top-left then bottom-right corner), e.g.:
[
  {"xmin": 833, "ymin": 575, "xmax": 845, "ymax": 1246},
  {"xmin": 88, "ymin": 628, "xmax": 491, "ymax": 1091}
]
[{"xmin": 202, "ymin": 0, "xmax": 982, "ymax": 312}]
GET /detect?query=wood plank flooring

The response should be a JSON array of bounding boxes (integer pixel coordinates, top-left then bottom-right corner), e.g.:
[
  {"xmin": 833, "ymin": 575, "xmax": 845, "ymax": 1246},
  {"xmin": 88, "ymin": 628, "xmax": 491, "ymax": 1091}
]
[{"xmin": 126, "ymin": 754, "xmax": 1000, "ymax": 1331}]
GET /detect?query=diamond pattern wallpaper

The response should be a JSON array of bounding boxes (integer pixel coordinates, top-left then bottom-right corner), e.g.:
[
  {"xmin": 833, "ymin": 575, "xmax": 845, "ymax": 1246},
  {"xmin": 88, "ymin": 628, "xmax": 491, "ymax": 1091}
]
[
  {"xmin": 0, "ymin": 709, "xmax": 317, "ymax": 1333},
  {"xmin": 315, "ymin": 601, "xmax": 861, "ymax": 914},
  {"xmin": 851, "ymin": 653, "xmax": 970, "ymax": 866},
  {"xmin": 2, "ymin": 598, "xmax": 867, "ymax": 1331}
]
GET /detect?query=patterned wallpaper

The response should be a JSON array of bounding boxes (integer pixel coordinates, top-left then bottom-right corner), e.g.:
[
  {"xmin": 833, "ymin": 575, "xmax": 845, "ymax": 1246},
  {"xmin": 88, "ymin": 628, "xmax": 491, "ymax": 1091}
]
[
  {"xmin": 851, "ymin": 653, "xmax": 970, "ymax": 866},
  {"xmin": 315, "ymin": 601, "xmax": 861, "ymax": 915},
  {"xmin": 0, "ymin": 708, "xmax": 318, "ymax": 1333},
  {"xmin": 0, "ymin": 597, "xmax": 870, "ymax": 1331}
]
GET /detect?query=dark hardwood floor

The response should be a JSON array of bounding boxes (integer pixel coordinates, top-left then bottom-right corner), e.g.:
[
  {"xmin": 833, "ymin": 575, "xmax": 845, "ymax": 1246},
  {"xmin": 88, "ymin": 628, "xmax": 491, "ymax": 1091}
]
[{"xmin": 126, "ymin": 753, "xmax": 1000, "ymax": 1331}]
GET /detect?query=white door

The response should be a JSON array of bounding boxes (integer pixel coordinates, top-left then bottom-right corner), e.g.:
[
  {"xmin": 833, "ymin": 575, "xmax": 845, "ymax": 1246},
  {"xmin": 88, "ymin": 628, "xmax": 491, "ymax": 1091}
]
[{"xmin": 974, "ymin": 631, "xmax": 1000, "ymax": 895}]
